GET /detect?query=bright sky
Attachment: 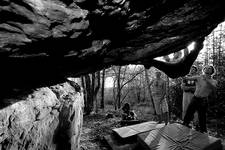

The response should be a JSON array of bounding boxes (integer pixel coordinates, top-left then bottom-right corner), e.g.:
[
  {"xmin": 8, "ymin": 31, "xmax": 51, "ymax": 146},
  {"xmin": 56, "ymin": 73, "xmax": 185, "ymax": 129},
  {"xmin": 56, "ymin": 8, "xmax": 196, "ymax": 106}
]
[
  {"xmin": 155, "ymin": 41, "xmax": 196, "ymax": 61},
  {"xmin": 188, "ymin": 42, "xmax": 195, "ymax": 51},
  {"xmin": 105, "ymin": 77, "xmax": 114, "ymax": 88}
]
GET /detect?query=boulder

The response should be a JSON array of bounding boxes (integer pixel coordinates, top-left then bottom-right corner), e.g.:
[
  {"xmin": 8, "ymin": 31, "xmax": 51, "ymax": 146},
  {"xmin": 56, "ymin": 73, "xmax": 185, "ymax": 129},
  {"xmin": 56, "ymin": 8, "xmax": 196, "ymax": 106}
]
[{"xmin": 0, "ymin": 81, "xmax": 84, "ymax": 150}]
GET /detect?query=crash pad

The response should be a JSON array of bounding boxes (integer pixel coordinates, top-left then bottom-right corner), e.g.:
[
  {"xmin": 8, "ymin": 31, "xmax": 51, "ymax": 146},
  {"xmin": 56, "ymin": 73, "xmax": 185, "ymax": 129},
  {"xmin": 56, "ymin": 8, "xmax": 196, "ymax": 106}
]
[
  {"xmin": 120, "ymin": 120, "xmax": 142, "ymax": 126},
  {"xmin": 138, "ymin": 123, "xmax": 222, "ymax": 150},
  {"xmin": 104, "ymin": 134, "xmax": 139, "ymax": 150},
  {"xmin": 113, "ymin": 121, "xmax": 165, "ymax": 138}
]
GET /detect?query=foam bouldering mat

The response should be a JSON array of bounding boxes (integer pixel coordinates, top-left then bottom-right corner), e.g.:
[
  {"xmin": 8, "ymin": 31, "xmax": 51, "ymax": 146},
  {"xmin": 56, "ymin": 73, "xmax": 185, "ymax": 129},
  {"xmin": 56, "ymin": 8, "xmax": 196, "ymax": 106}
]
[
  {"xmin": 120, "ymin": 120, "xmax": 143, "ymax": 126},
  {"xmin": 104, "ymin": 121, "xmax": 165, "ymax": 150},
  {"xmin": 138, "ymin": 123, "xmax": 223, "ymax": 150},
  {"xmin": 104, "ymin": 134, "xmax": 140, "ymax": 150},
  {"xmin": 113, "ymin": 121, "xmax": 165, "ymax": 138}
]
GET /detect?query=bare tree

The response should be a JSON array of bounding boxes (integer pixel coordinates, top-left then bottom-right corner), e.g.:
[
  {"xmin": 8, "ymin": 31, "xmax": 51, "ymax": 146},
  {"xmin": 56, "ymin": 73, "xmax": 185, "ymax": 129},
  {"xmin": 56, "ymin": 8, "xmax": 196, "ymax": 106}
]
[
  {"xmin": 101, "ymin": 69, "xmax": 106, "ymax": 110},
  {"xmin": 205, "ymin": 36, "xmax": 210, "ymax": 65},
  {"xmin": 144, "ymin": 68, "xmax": 155, "ymax": 114},
  {"xmin": 81, "ymin": 71, "xmax": 101, "ymax": 114},
  {"xmin": 112, "ymin": 65, "xmax": 144, "ymax": 110},
  {"xmin": 83, "ymin": 74, "xmax": 92, "ymax": 114},
  {"xmin": 93, "ymin": 72, "xmax": 101, "ymax": 113}
]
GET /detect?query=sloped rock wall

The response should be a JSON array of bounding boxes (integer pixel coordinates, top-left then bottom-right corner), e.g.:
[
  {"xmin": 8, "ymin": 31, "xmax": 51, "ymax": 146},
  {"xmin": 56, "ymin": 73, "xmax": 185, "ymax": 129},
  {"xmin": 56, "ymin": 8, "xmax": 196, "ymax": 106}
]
[{"xmin": 0, "ymin": 82, "xmax": 83, "ymax": 150}]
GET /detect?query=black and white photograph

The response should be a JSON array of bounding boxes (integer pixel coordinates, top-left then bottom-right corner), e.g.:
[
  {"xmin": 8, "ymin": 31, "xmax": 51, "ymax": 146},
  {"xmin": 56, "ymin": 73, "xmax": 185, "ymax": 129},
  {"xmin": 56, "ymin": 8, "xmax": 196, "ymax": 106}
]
[{"xmin": 0, "ymin": 0, "xmax": 225, "ymax": 149}]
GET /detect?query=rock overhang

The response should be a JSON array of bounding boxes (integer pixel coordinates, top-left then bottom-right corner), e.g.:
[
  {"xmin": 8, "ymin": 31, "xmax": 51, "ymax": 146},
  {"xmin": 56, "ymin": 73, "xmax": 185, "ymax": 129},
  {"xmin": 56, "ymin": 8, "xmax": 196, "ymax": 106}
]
[{"xmin": 0, "ymin": 0, "xmax": 225, "ymax": 93}]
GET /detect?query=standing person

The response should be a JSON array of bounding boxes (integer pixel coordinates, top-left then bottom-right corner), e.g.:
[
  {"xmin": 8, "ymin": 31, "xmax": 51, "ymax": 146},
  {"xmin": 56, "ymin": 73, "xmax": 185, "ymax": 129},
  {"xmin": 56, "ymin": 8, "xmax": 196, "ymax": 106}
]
[
  {"xmin": 150, "ymin": 71, "xmax": 169, "ymax": 124},
  {"xmin": 181, "ymin": 65, "xmax": 198, "ymax": 126},
  {"xmin": 183, "ymin": 65, "xmax": 217, "ymax": 133}
]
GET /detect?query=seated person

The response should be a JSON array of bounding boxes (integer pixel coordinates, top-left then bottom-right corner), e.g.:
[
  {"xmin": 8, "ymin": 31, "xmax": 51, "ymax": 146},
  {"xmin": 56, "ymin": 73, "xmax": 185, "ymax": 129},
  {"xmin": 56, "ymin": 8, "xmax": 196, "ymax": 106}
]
[{"xmin": 121, "ymin": 103, "xmax": 137, "ymax": 120}]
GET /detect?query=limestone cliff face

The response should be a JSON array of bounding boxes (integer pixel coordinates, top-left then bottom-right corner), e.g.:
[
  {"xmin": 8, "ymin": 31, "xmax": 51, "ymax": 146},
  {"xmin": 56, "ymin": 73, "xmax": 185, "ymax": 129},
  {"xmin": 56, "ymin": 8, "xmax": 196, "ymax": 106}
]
[
  {"xmin": 0, "ymin": 82, "xmax": 83, "ymax": 150},
  {"xmin": 0, "ymin": 0, "xmax": 225, "ymax": 91}
]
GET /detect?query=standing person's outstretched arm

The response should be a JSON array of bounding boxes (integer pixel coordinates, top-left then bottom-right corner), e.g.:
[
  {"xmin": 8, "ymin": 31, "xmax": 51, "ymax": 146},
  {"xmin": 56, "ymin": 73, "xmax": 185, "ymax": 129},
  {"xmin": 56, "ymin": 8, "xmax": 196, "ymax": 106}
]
[{"xmin": 183, "ymin": 75, "xmax": 199, "ymax": 81}]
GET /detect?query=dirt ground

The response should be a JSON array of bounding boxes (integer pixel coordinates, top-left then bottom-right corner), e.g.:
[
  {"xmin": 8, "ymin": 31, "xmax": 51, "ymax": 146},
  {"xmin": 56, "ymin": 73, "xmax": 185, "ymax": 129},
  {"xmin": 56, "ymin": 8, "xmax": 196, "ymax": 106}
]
[
  {"xmin": 80, "ymin": 113, "xmax": 121, "ymax": 150},
  {"xmin": 80, "ymin": 104, "xmax": 225, "ymax": 150}
]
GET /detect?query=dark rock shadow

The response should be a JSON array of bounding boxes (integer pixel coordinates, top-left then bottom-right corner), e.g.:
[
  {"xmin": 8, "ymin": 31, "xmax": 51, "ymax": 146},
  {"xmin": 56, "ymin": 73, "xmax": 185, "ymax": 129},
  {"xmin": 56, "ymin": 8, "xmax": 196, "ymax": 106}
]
[
  {"xmin": 53, "ymin": 104, "xmax": 73, "ymax": 150},
  {"xmin": 0, "ymin": 88, "xmax": 35, "ymax": 109}
]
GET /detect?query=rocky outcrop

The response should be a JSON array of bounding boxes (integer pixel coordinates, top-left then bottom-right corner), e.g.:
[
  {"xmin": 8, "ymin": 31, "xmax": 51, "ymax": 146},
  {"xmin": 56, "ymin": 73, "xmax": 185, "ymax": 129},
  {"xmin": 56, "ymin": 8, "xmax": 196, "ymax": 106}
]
[
  {"xmin": 0, "ymin": 81, "xmax": 84, "ymax": 150},
  {"xmin": 0, "ymin": 0, "xmax": 225, "ymax": 91}
]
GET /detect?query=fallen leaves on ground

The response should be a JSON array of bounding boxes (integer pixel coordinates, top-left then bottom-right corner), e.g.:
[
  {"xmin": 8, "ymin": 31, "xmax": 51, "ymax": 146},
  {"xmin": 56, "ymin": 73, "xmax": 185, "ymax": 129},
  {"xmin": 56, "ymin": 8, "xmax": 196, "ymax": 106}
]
[
  {"xmin": 80, "ymin": 107, "xmax": 225, "ymax": 150},
  {"xmin": 80, "ymin": 113, "xmax": 121, "ymax": 150}
]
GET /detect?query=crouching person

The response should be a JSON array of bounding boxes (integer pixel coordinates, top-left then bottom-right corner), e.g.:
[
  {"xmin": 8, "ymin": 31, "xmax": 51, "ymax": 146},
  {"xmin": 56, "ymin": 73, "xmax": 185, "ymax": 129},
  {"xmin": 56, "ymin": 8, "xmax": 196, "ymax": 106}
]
[{"xmin": 121, "ymin": 103, "xmax": 137, "ymax": 121}]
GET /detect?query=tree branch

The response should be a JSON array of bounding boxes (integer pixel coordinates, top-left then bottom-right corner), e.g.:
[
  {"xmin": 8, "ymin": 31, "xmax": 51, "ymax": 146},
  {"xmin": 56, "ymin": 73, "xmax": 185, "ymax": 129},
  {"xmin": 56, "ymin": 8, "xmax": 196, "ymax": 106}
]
[{"xmin": 120, "ymin": 69, "xmax": 144, "ymax": 90}]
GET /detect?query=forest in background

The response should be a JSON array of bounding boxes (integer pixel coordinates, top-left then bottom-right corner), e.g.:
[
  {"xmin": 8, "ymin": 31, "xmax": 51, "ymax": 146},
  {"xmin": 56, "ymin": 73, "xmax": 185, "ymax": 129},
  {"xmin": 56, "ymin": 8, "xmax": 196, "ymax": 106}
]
[{"xmin": 80, "ymin": 22, "xmax": 225, "ymax": 136}]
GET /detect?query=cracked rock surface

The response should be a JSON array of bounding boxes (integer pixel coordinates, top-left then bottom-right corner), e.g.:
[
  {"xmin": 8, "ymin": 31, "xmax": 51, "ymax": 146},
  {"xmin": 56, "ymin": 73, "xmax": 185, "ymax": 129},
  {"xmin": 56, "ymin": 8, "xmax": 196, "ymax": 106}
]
[
  {"xmin": 0, "ymin": 0, "xmax": 225, "ymax": 91},
  {"xmin": 0, "ymin": 81, "xmax": 84, "ymax": 150}
]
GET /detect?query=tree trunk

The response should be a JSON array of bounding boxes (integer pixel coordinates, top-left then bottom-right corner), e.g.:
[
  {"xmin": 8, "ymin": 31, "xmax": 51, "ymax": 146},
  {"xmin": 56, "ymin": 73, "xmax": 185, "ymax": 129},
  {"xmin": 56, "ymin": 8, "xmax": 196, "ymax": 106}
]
[
  {"xmin": 82, "ymin": 72, "xmax": 101, "ymax": 114},
  {"xmin": 205, "ymin": 36, "xmax": 209, "ymax": 65},
  {"xmin": 84, "ymin": 74, "xmax": 93, "ymax": 115},
  {"xmin": 144, "ymin": 69, "xmax": 156, "ymax": 114},
  {"xmin": 142, "ymin": 72, "xmax": 146, "ymax": 102},
  {"xmin": 212, "ymin": 31, "xmax": 215, "ymax": 66},
  {"xmin": 117, "ymin": 66, "xmax": 121, "ymax": 109},
  {"xmin": 81, "ymin": 76, "xmax": 87, "ymax": 111},
  {"xmin": 94, "ymin": 71, "xmax": 101, "ymax": 113},
  {"xmin": 218, "ymin": 24, "xmax": 223, "ymax": 67},
  {"xmin": 166, "ymin": 75, "xmax": 170, "ymax": 119},
  {"xmin": 91, "ymin": 73, "xmax": 96, "ymax": 113},
  {"xmin": 112, "ymin": 78, "xmax": 117, "ymax": 110},
  {"xmin": 101, "ymin": 69, "xmax": 105, "ymax": 110}
]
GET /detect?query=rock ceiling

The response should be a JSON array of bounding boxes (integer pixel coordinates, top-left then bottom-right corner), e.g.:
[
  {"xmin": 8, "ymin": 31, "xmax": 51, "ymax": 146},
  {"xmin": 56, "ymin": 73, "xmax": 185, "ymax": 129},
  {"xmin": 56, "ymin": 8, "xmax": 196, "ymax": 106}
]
[{"xmin": 0, "ymin": 0, "xmax": 225, "ymax": 93}]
